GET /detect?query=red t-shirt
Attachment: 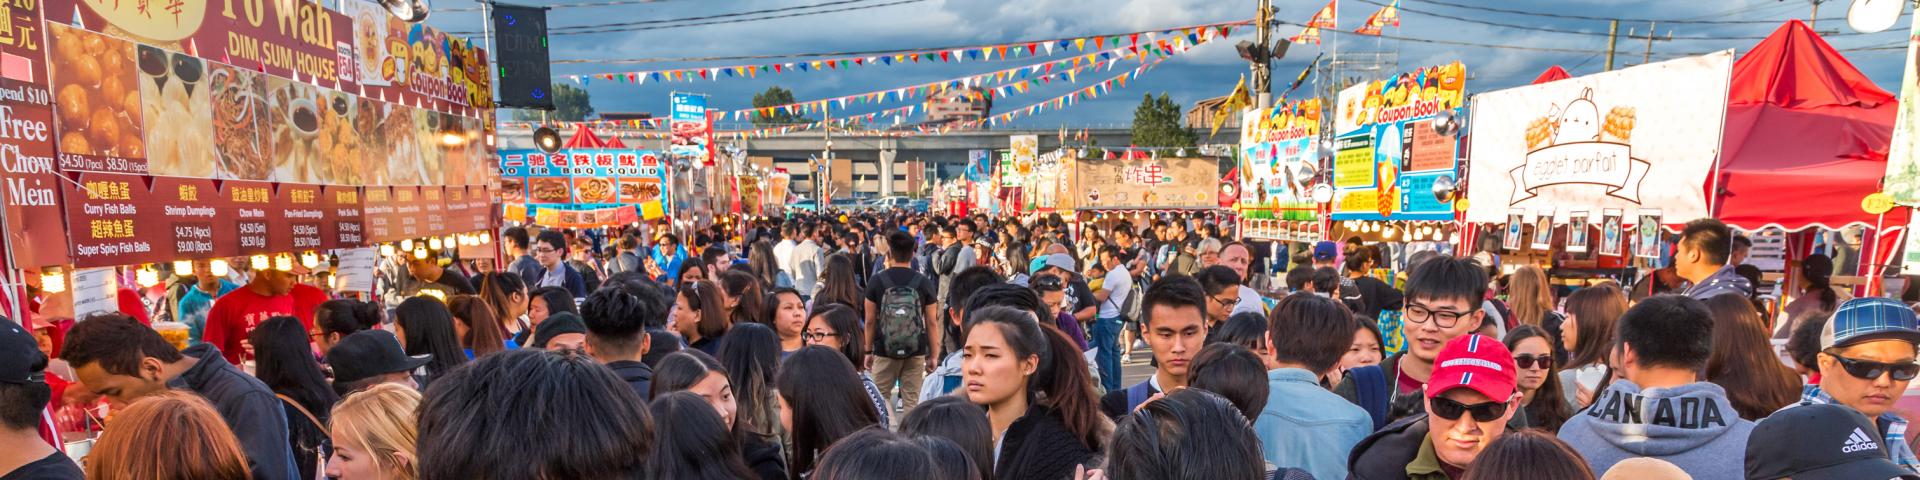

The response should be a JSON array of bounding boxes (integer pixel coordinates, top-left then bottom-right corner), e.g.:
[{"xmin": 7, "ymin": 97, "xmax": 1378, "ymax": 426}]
[{"xmin": 202, "ymin": 284, "xmax": 327, "ymax": 364}]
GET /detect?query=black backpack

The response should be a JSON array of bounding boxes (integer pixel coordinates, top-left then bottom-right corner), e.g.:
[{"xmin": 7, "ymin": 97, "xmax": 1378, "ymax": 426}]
[{"xmin": 875, "ymin": 278, "xmax": 929, "ymax": 359}]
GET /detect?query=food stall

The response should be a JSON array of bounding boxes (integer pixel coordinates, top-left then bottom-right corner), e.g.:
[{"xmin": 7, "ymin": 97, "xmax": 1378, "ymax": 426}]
[{"xmin": 0, "ymin": 0, "xmax": 500, "ymax": 319}]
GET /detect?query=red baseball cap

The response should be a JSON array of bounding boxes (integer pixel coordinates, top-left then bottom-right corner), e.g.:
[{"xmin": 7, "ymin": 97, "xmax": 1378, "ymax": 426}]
[{"xmin": 1426, "ymin": 334, "xmax": 1518, "ymax": 401}]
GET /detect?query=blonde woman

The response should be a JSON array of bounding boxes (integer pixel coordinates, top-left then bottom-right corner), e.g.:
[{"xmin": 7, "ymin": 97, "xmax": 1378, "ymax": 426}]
[
  {"xmin": 327, "ymin": 383, "xmax": 423, "ymax": 480},
  {"xmin": 1506, "ymin": 265, "xmax": 1566, "ymax": 361},
  {"xmin": 85, "ymin": 392, "xmax": 250, "ymax": 480}
]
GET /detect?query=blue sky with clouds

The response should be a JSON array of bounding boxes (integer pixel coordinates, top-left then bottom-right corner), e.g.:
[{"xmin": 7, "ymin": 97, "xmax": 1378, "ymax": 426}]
[{"xmin": 423, "ymin": 0, "xmax": 1915, "ymax": 130}]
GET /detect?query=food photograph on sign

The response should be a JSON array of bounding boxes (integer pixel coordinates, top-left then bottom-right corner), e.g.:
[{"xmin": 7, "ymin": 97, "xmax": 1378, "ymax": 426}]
[
  {"xmin": 1600, "ymin": 210, "xmax": 1624, "ymax": 257},
  {"xmin": 48, "ymin": 24, "xmax": 146, "ymax": 171},
  {"xmin": 1568, "ymin": 210, "xmax": 1590, "ymax": 253},
  {"xmin": 1330, "ymin": 61, "xmax": 1466, "ymax": 221},
  {"xmin": 1465, "ymin": 51, "xmax": 1734, "ymax": 225},
  {"xmin": 208, "ymin": 64, "xmax": 270, "ymax": 180},
  {"xmin": 136, "ymin": 44, "xmax": 214, "ymax": 179}
]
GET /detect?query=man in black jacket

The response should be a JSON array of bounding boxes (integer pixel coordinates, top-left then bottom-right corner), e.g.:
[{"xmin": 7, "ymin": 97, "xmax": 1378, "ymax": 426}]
[
  {"xmin": 580, "ymin": 287, "xmax": 660, "ymax": 400},
  {"xmin": 61, "ymin": 313, "xmax": 298, "ymax": 480}
]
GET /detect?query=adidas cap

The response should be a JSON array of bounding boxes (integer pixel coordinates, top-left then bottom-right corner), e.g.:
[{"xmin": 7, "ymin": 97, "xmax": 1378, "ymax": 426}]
[{"xmin": 1747, "ymin": 403, "xmax": 1920, "ymax": 480}]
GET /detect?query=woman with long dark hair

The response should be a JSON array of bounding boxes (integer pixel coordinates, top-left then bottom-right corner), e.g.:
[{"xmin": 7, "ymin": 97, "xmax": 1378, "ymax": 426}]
[
  {"xmin": 805, "ymin": 304, "xmax": 891, "ymax": 426},
  {"xmin": 1504, "ymin": 325, "xmax": 1573, "ymax": 432},
  {"xmin": 315, "ymin": 298, "xmax": 381, "ymax": 354},
  {"xmin": 447, "ymin": 294, "xmax": 509, "ymax": 356},
  {"xmin": 720, "ymin": 324, "xmax": 789, "ymax": 480},
  {"xmin": 476, "ymin": 272, "xmax": 530, "ymax": 345},
  {"xmin": 768, "ymin": 288, "xmax": 808, "ymax": 358},
  {"xmin": 648, "ymin": 392, "xmax": 758, "ymax": 480},
  {"xmin": 900, "ymin": 395, "xmax": 994, "ymax": 480},
  {"xmin": 960, "ymin": 306, "xmax": 1108, "ymax": 480},
  {"xmin": 1781, "ymin": 254, "xmax": 1847, "ymax": 335},
  {"xmin": 721, "ymin": 270, "xmax": 769, "ymax": 330},
  {"xmin": 1557, "ymin": 284, "xmax": 1625, "ymax": 409},
  {"xmin": 676, "ymin": 280, "xmax": 732, "ymax": 355},
  {"xmin": 249, "ymin": 315, "xmax": 340, "ymax": 480},
  {"xmin": 814, "ymin": 254, "xmax": 865, "ymax": 319},
  {"xmin": 749, "ymin": 240, "xmax": 791, "ymax": 289},
  {"xmin": 777, "ymin": 346, "xmax": 882, "ymax": 480},
  {"xmin": 1703, "ymin": 294, "xmax": 1802, "ymax": 421},
  {"xmin": 522, "ymin": 285, "xmax": 578, "ymax": 347},
  {"xmin": 393, "ymin": 296, "xmax": 468, "ymax": 386},
  {"xmin": 654, "ymin": 349, "xmax": 787, "ymax": 480}
]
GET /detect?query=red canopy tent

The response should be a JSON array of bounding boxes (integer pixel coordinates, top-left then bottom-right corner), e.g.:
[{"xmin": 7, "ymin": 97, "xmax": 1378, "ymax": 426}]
[
  {"xmin": 604, "ymin": 134, "xmax": 629, "ymax": 149},
  {"xmin": 564, "ymin": 125, "xmax": 609, "ymax": 149},
  {"xmin": 1530, "ymin": 65, "xmax": 1571, "ymax": 84},
  {"xmin": 1714, "ymin": 20, "xmax": 1907, "ymax": 288}
]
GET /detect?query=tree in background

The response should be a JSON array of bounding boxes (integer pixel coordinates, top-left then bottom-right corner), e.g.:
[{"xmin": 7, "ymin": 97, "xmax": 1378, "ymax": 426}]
[
  {"xmin": 752, "ymin": 86, "xmax": 813, "ymax": 127},
  {"xmin": 511, "ymin": 83, "xmax": 594, "ymax": 121},
  {"xmin": 1130, "ymin": 93, "xmax": 1197, "ymax": 149}
]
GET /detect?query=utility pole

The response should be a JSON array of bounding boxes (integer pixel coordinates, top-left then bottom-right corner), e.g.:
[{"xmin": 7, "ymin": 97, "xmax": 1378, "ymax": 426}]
[
  {"xmin": 1623, "ymin": 22, "xmax": 1671, "ymax": 67},
  {"xmin": 1604, "ymin": 19, "xmax": 1619, "ymax": 71},
  {"xmin": 1809, "ymin": 0, "xmax": 1831, "ymax": 30},
  {"xmin": 1252, "ymin": 0, "xmax": 1275, "ymax": 109}
]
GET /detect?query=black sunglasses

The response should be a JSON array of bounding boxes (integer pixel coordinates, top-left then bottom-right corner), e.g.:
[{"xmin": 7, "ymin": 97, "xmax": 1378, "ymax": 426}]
[
  {"xmin": 1429, "ymin": 396, "xmax": 1509, "ymax": 423},
  {"xmin": 1513, "ymin": 354, "xmax": 1553, "ymax": 370},
  {"xmin": 1824, "ymin": 350, "xmax": 1920, "ymax": 381}
]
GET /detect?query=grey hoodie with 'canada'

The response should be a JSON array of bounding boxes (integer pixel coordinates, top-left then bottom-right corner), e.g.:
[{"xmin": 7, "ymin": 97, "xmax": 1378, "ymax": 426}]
[{"xmin": 1558, "ymin": 379, "xmax": 1755, "ymax": 480}]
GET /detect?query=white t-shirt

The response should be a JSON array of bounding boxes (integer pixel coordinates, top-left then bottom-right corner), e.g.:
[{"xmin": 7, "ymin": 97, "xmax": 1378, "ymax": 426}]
[
  {"xmin": 773, "ymin": 239, "xmax": 796, "ymax": 275},
  {"xmin": 1100, "ymin": 264, "xmax": 1133, "ymax": 319}
]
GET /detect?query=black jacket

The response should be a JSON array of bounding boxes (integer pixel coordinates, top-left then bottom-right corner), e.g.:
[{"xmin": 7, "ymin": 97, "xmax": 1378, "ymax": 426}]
[
  {"xmin": 607, "ymin": 360, "xmax": 654, "ymax": 402},
  {"xmin": 995, "ymin": 406, "xmax": 1095, "ymax": 480},
  {"xmin": 1347, "ymin": 414, "xmax": 1430, "ymax": 480},
  {"xmin": 742, "ymin": 435, "xmax": 788, "ymax": 480},
  {"xmin": 170, "ymin": 344, "xmax": 300, "ymax": 480}
]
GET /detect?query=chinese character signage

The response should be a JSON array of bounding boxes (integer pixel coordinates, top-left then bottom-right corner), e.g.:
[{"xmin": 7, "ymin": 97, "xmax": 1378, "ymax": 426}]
[
  {"xmin": 669, "ymin": 92, "xmax": 710, "ymax": 163},
  {"xmin": 1070, "ymin": 156, "xmax": 1220, "ymax": 209}
]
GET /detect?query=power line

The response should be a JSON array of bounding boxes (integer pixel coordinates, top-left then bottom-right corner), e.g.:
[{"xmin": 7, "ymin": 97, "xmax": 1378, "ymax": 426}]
[
  {"xmin": 1411, "ymin": 0, "xmax": 1849, "ymax": 24},
  {"xmin": 1349, "ymin": 0, "xmax": 1883, "ymax": 39},
  {"xmin": 547, "ymin": 19, "xmax": 1252, "ymax": 64},
  {"xmin": 438, "ymin": 0, "xmax": 678, "ymax": 13},
  {"xmin": 1277, "ymin": 18, "xmax": 1903, "ymax": 56},
  {"xmin": 447, "ymin": 0, "xmax": 921, "ymax": 35}
]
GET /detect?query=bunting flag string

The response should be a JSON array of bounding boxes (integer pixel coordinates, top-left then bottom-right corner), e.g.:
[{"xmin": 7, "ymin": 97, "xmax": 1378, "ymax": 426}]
[
  {"xmin": 932, "ymin": 53, "xmax": 1173, "ymax": 133},
  {"xmin": 561, "ymin": 19, "xmax": 1250, "ymax": 84},
  {"xmin": 1354, "ymin": 0, "xmax": 1399, "ymax": 36},
  {"xmin": 507, "ymin": 29, "xmax": 1223, "ymax": 131}
]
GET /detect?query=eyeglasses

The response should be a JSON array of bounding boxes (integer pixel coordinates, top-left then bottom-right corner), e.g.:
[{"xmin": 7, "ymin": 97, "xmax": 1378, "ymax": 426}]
[
  {"xmin": 532, "ymin": 246, "xmax": 558, "ymax": 255},
  {"xmin": 1429, "ymin": 396, "xmax": 1509, "ymax": 422},
  {"xmin": 1404, "ymin": 303, "xmax": 1477, "ymax": 329},
  {"xmin": 1824, "ymin": 350, "xmax": 1920, "ymax": 381},
  {"xmin": 804, "ymin": 331, "xmax": 842, "ymax": 342},
  {"xmin": 1210, "ymin": 294, "xmax": 1238, "ymax": 309},
  {"xmin": 1513, "ymin": 354, "xmax": 1553, "ymax": 370}
]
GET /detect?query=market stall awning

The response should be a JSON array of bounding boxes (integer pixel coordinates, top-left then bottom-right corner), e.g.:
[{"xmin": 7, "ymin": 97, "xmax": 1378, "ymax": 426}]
[{"xmin": 1715, "ymin": 20, "xmax": 1908, "ymax": 232}]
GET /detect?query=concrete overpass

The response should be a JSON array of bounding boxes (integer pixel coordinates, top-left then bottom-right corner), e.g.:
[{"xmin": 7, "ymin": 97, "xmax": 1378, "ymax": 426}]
[{"xmin": 496, "ymin": 125, "xmax": 1242, "ymax": 197}]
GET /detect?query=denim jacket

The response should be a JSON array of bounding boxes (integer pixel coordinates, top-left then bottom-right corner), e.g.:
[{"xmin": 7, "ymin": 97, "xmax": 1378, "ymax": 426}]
[{"xmin": 1253, "ymin": 368, "xmax": 1374, "ymax": 480}]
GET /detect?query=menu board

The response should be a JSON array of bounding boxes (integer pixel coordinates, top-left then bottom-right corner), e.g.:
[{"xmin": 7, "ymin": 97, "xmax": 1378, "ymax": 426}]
[
  {"xmin": 499, "ymin": 148, "xmax": 669, "ymax": 207},
  {"xmin": 1330, "ymin": 62, "xmax": 1467, "ymax": 221},
  {"xmin": 324, "ymin": 186, "xmax": 365, "ymax": 247},
  {"xmin": 0, "ymin": 0, "xmax": 74, "ymax": 268},
  {"xmin": 1, "ymin": 0, "xmax": 500, "ymax": 266}
]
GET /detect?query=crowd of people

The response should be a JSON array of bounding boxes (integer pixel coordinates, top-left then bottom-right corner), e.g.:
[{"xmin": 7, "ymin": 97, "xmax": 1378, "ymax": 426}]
[{"xmin": 2, "ymin": 210, "xmax": 1918, "ymax": 480}]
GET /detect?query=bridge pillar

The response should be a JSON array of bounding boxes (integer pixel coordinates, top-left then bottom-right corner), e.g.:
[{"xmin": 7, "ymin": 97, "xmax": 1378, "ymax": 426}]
[{"xmin": 879, "ymin": 147, "xmax": 897, "ymax": 197}]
